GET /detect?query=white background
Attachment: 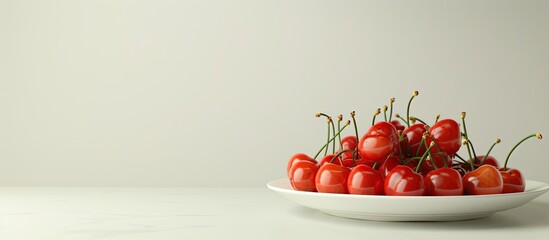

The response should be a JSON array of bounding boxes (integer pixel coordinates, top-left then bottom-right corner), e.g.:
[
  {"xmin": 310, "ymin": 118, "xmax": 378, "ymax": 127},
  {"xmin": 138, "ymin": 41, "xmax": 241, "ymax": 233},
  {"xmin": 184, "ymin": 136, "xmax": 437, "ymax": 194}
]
[{"xmin": 1, "ymin": 0, "xmax": 548, "ymax": 187}]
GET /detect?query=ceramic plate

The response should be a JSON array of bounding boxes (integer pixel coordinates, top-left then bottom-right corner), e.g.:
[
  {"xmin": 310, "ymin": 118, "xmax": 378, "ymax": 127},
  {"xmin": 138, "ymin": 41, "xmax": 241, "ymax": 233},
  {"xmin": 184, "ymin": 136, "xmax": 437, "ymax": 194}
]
[{"xmin": 267, "ymin": 178, "xmax": 549, "ymax": 221}]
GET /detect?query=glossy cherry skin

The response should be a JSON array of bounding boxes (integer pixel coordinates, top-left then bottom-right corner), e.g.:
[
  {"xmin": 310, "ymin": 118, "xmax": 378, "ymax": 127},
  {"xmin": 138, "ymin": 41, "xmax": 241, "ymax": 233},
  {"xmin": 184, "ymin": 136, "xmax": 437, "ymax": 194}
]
[
  {"xmin": 289, "ymin": 160, "xmax": 319, "ymax": 192},
  {"xmin": 390, "ymin": 120, "xmax": 406, "ymax": 132},
  {"xmin": 473, "ymin": 155, "xmax": 500, "ymax": 168},
  {"xmin": 347, "ymin": 165, "xmax": 385, "ymax": 195},
  {"xmin": 459, "ymin": 155, "xmax": 501, "ymax": 173},
  {"xmin": 318, "ymin": 154, "xmax": 341, "ymax": 166},
  {"xmin": 341, "ymin": 135, "xmax": 358, "ymax": 151},
  {"xmin": 424, "ymin": 168, "xmax": 463, "ymax": 196},
  {"xmin": 358, "ymin": 135, "xmax": 395, "ymax": 165},
  {"xmin": 340, "ymin": 155, "xmax": 370, "ymax": 168},
  {"xmin": 366, "ymin": 121, "xmax": 399, "ymax": 145},
  {"xmin": 384, "ymin": 165, "xmax": 425, "ymax": 196},
  {"xmin": 499, "ymin": 168, "xmax": 525, "ymax": 193},
  {"xmin": 378, "ymin": 155, "xmax": 402, "ymax": 177},
  {"xmin": 420, "ymin": 153, "xmax": 453, "ymax": 175},
  {"xmin": 287, "ymin": 153, "xmax": 317, "ymax": 177},
  {"xmin": 462, "ymin": 165, "xmax": 503, "ymax": 195},
  {"xmin": 315, "ymin": 163, "xmax": 351, "ymax": 194},
  {"xmin": 428, "ymin": 119, "xmax": 461, "ymax": 155},
  {"xmin": 402, "ymin": 123, "xmax": 427, "ymax": 157}
]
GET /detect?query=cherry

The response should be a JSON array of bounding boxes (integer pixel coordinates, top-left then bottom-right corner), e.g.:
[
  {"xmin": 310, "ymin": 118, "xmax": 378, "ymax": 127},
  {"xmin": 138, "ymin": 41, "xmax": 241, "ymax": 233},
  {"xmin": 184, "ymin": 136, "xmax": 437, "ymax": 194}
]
[
  {"xmin": 358, "ymin": 134, "xmax": 395, "ymax": 166},
  {"xmin": 289, "ymin": 160, "xmax": 319, "ymax": 192},
  {"xmin": 318, "ymin": 154, "xmax": 340, "ymax": 166},
  {"xmin": 287, "ymin": 153, "xmax": 316, "ymax": 177},
  {"xmin": 366, "ymin": 121, "xmax": 399, "ymax": 145},
  {"xmin": 475, "ymin": 155, "xmax": 500, "ymax": 168},
  {"xmin": 424, "ymin": 168, "xmax": 463, "ymax": 196},
  {"xmin": 420, "ymin": 152, "xmax": 452, "ymax": 175},
  {"xmin": 462, "ymin": 164, "xmax": 503, "ymax": 195},
  {"xmin": 347, "ymin": 165, "xmax": 385, "ymax": 195},
  {"xmin": 499, "ymin": 133, "xmax": 543, "ymax": 193},
  {"xmin": 499, "ymin": 168, "xmax": 525, "ymax": 193},
  {"xmin": 428, "ymin": 118, "xmax": 461, "ymax": 155},
  {"xmin": 378, "ymin": 155, "xmax": 402, "ymax": 176},
  {"xmin": 403, "ymin": 123, "xmax": 427, "ymax": 156},
  {"xmin": 390, "ymin": 120, "xmax": 406, "ymax": 132},
  {"xmin": 315, "ymin": 162, "xmax": 351, "ymax": 194},
  {"xmin": 384, "ymin": 165, "xmax": 425, "ymax": 196}
]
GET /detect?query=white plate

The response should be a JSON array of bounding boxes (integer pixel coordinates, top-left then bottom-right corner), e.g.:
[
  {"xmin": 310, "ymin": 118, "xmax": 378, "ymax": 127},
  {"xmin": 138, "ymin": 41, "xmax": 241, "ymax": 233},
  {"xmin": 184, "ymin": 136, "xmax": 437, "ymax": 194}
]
[{"xmin": 267, "ymin": 178, "xmax": 549, "ymax": 221}]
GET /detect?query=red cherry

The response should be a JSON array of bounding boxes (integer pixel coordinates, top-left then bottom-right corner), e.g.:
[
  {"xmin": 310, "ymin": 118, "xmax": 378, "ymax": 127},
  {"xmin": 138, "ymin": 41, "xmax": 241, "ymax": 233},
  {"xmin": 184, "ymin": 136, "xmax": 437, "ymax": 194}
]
[
  {"xmin": 318, "ymin": 154, "xmax": 341, "ymax": 166},
  {"xmin": 419, "ymin": 153, "xmax": 452, "ymax": 175},
  {"xmin": 366, "ymin": 121, "xmax": 399, "ymax": 145},
  {"xmin": 498, "ymin": 168, "xmax": 525, "ymax": 193},
  {"xmin": 462, "ymin": 165, "xmax": 503, "ymax": 195},
  {"xmin": 428, "ymin": 119, "xmax": 461, "ymax": 155},
  {"xmin": 315, "ymin": 163, "xmax": 351, "ymax": 194},
  {"xmin": 378, "ymin": 155, "xmax": 402, "ymax": 176},
  {"xmin": 340, "ymin": 135, "xmax": 358, "ymax": 151},
  {"xmin": 390, "ymin": 120, "xmax": 405, "ymax": 132},
  {"xmin": 287, "ymin": 153, "xmax": 317, "ymax": 177},
  {"xmin": 403, "ymin": 123, "xmax": 427, "ymax": 157},
  {"xmin": 289, "ymin": 160, "xmax": 319, "ymax": 192},
  {"xmin": 347, "ymin": 165, "xmax": 385, "ymax": 195},
  {"xmin": 384, "ymin": 165, "xmax": 425, "ymax": 196},
  {"xmin": 358, "ymin": 134, "xmax": 395, "ymax": 165},
  {"xmin": 424, "ymin": 168, "xmax": 463, "ymax": 196},
  {"xmin": 473, "ymin": 155, "xmax": 500, "ymax": 168}
]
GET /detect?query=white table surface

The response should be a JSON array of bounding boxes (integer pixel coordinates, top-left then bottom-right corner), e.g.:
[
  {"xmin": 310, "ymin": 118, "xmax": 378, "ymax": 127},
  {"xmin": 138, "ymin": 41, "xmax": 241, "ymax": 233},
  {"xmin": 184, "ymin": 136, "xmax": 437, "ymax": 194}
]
[{"xmin": 1, "ymin": 186, "xmax": 549, "ymax": 240}]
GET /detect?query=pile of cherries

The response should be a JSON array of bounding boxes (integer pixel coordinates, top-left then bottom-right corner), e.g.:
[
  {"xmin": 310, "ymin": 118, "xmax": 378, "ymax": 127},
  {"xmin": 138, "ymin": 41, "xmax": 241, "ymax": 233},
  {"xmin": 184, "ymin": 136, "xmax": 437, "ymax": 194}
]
[{"xmin": 287, "ymin": 91, "xmax": 542, "ymax": 196}]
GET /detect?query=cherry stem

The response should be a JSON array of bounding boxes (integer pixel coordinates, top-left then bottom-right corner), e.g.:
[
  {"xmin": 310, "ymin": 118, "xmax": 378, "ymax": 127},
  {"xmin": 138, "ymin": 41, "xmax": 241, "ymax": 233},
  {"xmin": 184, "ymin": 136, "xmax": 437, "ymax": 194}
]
[
  {"xmin": 316, "ymin": 113, "xmax": 333, "ymax": 155},
  {"xmin": 435, "ymin": 114, "xmax": 440, "ymax": 123},
  {"xmin": 313, "ymin": 121, "xmax": 351, "ymax": 160},
  {"xmin": 454, "ymin": 153, "xmax": 467, "ymax": 163},
  {"xmin": 350, "ymin": 111, "xmax": 359, "ymax": 147},
  {"xmin": 372, "ymin": 108, "xmax": 381, "ymax": 126},
  {"xmin": 383, "ymin": 105, "xmax": 388, "ymax": 122},
  {"xmin": 416, "ymin": 136, "xmax": 426, "ymax": 157},
  {"xmin": 460, "ymin": 112, "xmax": 478, "ymax": 161},
  {"xmin": 406, "ymin": 90, "xmax": 419, "ymax": 128},
  {"xmin": 410, "ymin": 116, "xmax": 427, "ymax": 126},
  {"xmin": 463, "ymin": 139, "xmax": 475, "ymax": 170},
  {"xmin": 503, "ymin": 133, "xmax": 542, "ymax": 171},
  {"xmin": 330, "ymin": 149, "xmax": 354, "ymax": 164},
  {"xmin": 337, "ymin": 115, "xmax": 343, "ymax": 151},
  {"xmin": 395, "ymin": 114, "xmax": 407, "ymax": 125},
  {"xmin": 481, "ymin": 138, "xmax": 500, "ymax": 165},
  {"xmin": 389, "ymin": 98, "xmax": 395, "ymax": 122},
  {"xmin": 415, "ymin": 143, "xmax": 434, "ymax": 172}
]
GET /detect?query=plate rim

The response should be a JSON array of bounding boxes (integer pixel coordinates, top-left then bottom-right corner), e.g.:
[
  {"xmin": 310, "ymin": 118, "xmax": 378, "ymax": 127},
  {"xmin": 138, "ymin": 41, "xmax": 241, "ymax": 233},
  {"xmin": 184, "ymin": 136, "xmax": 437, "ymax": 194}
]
[{"xmin": 267, "ymin": 178, "xmax": 549, "ymax": 199}]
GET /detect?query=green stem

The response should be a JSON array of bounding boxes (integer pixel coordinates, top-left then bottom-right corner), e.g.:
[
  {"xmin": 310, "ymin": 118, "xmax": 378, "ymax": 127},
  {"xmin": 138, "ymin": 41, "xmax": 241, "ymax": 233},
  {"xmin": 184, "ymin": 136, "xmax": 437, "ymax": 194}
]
[
  {"xmin": 395, "ymin": 114, "xmax": 407, "ymax": 125},
  {"xmin": 350, "ymin": 111, "xmax": 359, "ymax": 146},
  {"xmin": 330, "ymin": 149, "xmax": 354, "ymax": 163},
  {"xmin": 463, "ymin": 139, "xmax": 475, "ymax": 170},
  {"xmin": 504, "ymin": 133, "xmax": 542, "ymax": 170},
  {"xmin": 411, "ymin": 117, "xmax": 428, "ymax": 126},
  {"xmin": 481, "ymin": 138, "xmax": 500, "ymax": 165},
  {"xmin": 313, "ymin": 121, "xmax": 351, "ymax": 160},
  {"xmin": 337, "ymin": 115, "xmax": 343, "ymax": 151},
  {"xmin": 372, "ymin": 108, "xmax": 380, "ymax": 126},
  {"xmin": 454, "ymin": 153, "xmax": 467, "ymax": 163},
  {"xmin": 330, "ymin": 119, "xmax": 336, "ymax": 154},
  {"xmin": 389, "ymin": 98, "xmax": 395, "ymax": 122},
  {"xmin": 406, "ymin": 91, "xmax": 419, "ymax": 128},
  {"xmin": 460, "ymin": 112, "xmax": 478, "ymax": 161},
  {"xmin": 383, "ymin": 105, "xmax": 388, "ymax": 122},
  {"xmin": 415, "ymin": 144, "xmax": 434, "ymax": 172}
]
